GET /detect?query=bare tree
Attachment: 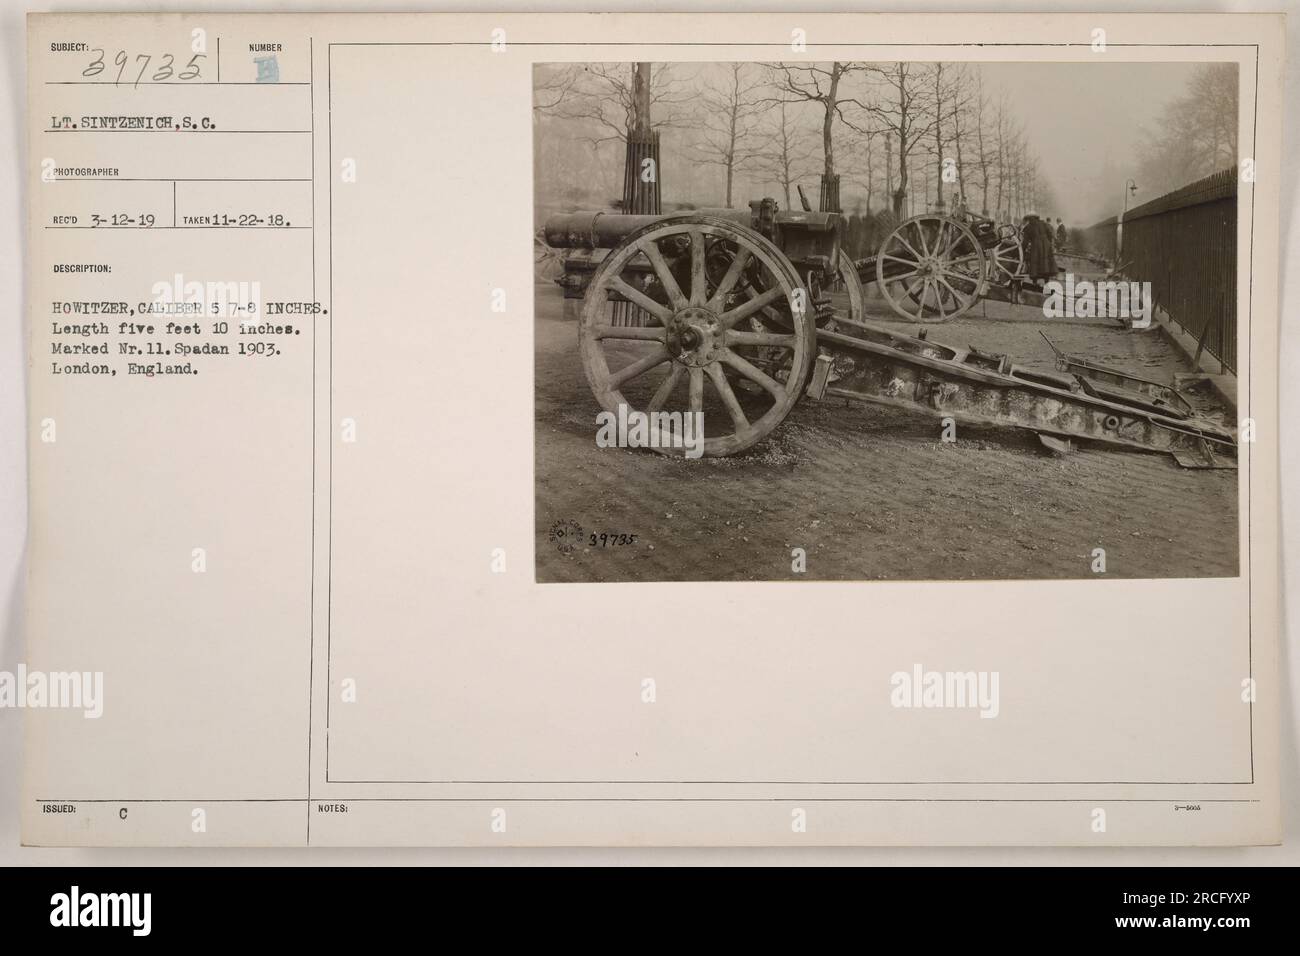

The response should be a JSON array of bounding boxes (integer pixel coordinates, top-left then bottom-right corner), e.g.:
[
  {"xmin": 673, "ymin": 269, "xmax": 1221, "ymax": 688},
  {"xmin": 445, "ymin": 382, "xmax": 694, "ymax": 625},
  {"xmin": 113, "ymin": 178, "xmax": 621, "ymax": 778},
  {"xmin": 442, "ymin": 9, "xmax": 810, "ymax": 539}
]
[
  {"xmin": 994, "ymin": 94, "xmax": 1008, "ymax": 220},
  {"xmin": 970, "ymin": 72, "xmax": 993, "ymax": 216},
  {"xmin": 691, "ymin": 63, "xmax": 767, "ymax": 207},
  {"xmin": 920, "ymin": 62, "xmax": 975, "ymax": 212},
  {"xmin": 943, "ymin": 65, "xmax": 978, "ymax": 212},
  {"xmin": 1136, "ymin": 63, "xmax": 1239, "ymax": 195},
  {"xmin": 929, "ymin": 62, "xmax": 954, "ymax": 210},
  {"xmin": 766, "ymin": 62, "xmax": 871, "ymax": 196},
  {"xmin": 1188, "ymin": 63, "xmax": 1239, "ymax": 163},
  {"xmin": 1010, "ymin": 133, "xmax": 1039, "ymax": 218},
  {"xmin": 532, "ymin": 64, "xmax": 579, "ymax": 112},
  {"xmin": 885, "ymin": 131, "xmax": 893, "ymax": 211},
  {"xmin": 550, "ymin": 63, "xmax": 695, "ymax": 145},
  {"xmin": 861, "ymin": 63, "xmax": 938, "ymax": 217},
  {"xmin": 993, "ymin": 103, "xmax": 1028, "ymax": 221},
  {"xmin": 755, "ymin": 96, "xmax": 819, "ymax": 208},
  {"xmin": 1010, "ymin": 132, "xmax": 1024, "ymax": 219},
  {"xmin": 841, "ymin": 125, "xmax": 882, "ymax": 213}
]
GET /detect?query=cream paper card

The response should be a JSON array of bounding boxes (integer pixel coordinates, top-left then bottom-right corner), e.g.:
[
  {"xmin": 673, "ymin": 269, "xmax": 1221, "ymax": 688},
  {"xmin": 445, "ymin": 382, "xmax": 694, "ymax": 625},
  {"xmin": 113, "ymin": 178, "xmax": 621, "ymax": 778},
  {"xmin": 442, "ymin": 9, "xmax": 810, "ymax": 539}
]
[{"xmin": 23, "ymin": 11, "xmax": 1282, "ymax": 845}]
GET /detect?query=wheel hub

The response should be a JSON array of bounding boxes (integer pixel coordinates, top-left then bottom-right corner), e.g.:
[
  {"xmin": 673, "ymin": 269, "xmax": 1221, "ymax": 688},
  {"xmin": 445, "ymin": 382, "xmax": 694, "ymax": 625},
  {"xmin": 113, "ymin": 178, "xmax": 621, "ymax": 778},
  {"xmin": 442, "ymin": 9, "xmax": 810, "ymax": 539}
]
[{"xmin": 665, "ymin": 306, "xmax": 721, "ymax": 366}]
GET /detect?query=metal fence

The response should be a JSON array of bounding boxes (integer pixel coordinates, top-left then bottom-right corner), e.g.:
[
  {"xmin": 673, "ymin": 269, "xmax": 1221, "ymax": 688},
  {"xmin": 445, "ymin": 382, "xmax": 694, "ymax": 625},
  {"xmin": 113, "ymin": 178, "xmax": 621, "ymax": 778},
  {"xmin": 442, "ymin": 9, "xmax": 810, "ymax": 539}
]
[{"xmin": 1083, "ymin": 168, "xmax": 1237, "ymax": 374}]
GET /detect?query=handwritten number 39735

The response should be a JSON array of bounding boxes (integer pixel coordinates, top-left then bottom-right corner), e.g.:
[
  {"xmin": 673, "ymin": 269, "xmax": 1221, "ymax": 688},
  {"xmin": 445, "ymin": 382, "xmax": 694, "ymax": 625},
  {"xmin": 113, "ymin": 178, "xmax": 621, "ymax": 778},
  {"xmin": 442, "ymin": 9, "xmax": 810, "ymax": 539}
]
[{"xmin": 82, "ymin": 51, "xmax": 205, "ymax": 86}]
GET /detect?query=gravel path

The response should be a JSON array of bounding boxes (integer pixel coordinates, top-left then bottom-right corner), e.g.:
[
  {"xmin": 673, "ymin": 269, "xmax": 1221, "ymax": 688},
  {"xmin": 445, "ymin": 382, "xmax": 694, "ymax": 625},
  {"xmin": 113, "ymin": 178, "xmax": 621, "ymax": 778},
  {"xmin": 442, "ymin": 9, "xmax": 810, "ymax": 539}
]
[{"xmin": 535, "ymin": 283, "xmax": 1239, "ymax": 582}]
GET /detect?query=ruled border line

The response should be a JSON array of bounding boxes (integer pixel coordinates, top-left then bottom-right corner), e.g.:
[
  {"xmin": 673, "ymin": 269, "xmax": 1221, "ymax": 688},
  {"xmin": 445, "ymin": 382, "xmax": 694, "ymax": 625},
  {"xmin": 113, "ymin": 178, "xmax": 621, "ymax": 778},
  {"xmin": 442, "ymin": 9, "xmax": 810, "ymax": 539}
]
[{"xmin": 319, "ymin": 40, "xmax": 1259, "ymax": 791}]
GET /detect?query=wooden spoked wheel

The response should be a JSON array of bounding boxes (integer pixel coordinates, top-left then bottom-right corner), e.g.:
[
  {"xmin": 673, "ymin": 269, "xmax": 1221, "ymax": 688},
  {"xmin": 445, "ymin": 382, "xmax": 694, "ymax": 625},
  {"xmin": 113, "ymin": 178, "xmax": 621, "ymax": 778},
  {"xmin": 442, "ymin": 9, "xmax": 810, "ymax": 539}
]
[
  {"xmin": 876, "ymin": 214, "xmax": 986, "ymax": 322},
  {"xmin": 579, "ymin": 216, "xmax": 815, "ymax": 457},
  {"xmin": 535, "ymin": 227, "xmax": 563, "ymax": 279},
  {"xmin": 988, "ymin": 232, "xmax": 1024, "ymax": 286},
  {"xmin": 834, "ymin": 247, "xmax": 868, "ymax": 328}
]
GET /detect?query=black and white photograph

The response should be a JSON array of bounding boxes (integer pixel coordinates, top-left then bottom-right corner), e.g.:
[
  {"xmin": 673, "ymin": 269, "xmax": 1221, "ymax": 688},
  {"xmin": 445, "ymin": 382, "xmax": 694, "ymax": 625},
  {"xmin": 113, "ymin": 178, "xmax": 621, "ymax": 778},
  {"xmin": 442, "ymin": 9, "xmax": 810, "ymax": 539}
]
[{"xmin": 534, "ymin": 60, "xmax": 1242, "ymax": 582}]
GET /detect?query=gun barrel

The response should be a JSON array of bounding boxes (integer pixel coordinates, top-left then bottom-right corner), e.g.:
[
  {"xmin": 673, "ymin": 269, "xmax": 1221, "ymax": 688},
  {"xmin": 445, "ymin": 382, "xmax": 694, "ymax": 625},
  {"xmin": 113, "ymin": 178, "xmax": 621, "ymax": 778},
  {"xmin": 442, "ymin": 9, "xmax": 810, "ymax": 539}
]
[{"xmin": 542, "ymin": 209, "xmax": 753, "ymax": 250}]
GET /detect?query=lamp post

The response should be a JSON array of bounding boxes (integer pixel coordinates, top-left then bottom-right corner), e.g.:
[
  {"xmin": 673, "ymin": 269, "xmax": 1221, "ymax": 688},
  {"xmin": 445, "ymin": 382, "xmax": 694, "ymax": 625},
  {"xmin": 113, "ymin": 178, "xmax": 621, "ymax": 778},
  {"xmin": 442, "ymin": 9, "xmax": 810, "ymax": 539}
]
[{"xmin": 1116, "ymin": 179, "xmax": 1137, "ymax": 263}]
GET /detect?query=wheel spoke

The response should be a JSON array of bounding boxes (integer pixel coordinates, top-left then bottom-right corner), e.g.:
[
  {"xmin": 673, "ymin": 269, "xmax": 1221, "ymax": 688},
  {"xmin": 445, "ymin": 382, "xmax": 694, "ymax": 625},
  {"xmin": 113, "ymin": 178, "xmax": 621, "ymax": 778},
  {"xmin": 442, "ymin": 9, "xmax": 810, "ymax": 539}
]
[
  {"xmin": 926, "ymin": 279, "xmax": 941, "ymax": 314},
  {"xmin": 726, "ymin": 329, "xmax": 796, "ymax": 349},
  {"xmin": 890, "ymin": 268, "xmax": 924, "ymax": 282},
  {"xmin": 719, "ymin": 285, "xmax": 785, "ymax": 329},
  {"xmin": 932, "ymin": 279, "xmax": 949, "ymax": 318},
  {"xmin": 940, "ymin": 269, "xmax": 979, "ymax": 292},
  {"xmin": 941, "ymin": 256, "xmax": 977, "ymax": 274},
  {"xmin": 592, "ymin": 323, "xmax": 666, "ymax": 342},
  {"xmin": 706, "ymin": 247, "xmax": 753, "ymax": 310},
  {"xmin": 949, "ymin": 223, "xmax": 973, "ymax": 253},
  {"xmin": 883, "ymin": 252, "xmax": 923, "ymax": 281},
  {"xmin": 917, "ymin": 279, "xmax": 933, "ymax": 314},
  {"xmin": 901, "ymin": 275, "xmax": 925, "ymax": 306},
  {"xmin": 639, "ymin": 239, "xmax": 688, "ymax": 310},
  {"xmin": 608, "ymin": 345, "xmax": 670, "ymax": 389},
  {"xmin": 948, "ymin": 224, "xmax": 968, "ymax": 258},
  {"xmin": 893, "ymin": 232, "xmax": 924, "ymax": 262},
  {"xmin": 937, "ymin": 275, "xmax": 971, "ymax": 307},
  {"xmin": 688, "ymin": 366, "xmax": 704, "ymax": 413},
  {"xmin": 606, "ymin": 276, "xmax": 673, "ymax": 323},
  {"xmin": 647, "ymin": 363, "xmax": 684, "ymax": 413},
  {"xmin": 705, "ymin": 363, "xmax": 750, "ymax": 433},
  {"xmin": 912, "ymin": 220, "xmax": 931, "ymax": 257},
  {"xmin": 935, "ymin": 221, "xmax": 954, "ymax": 258},
  {"xmin": 689, "ymin": 230, "xmax": 708, "ymax": 306},
  {"xmin": 721, "ymin": 348, "xmax": 786, "ymax": 400}
]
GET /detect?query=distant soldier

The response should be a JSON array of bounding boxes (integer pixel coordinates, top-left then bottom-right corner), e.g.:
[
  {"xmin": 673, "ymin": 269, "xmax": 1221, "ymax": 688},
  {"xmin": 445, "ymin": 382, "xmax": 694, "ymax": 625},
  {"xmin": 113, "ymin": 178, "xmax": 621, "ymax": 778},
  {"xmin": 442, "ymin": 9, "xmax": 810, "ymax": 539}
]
[
  {"xmin": 1021, "ymin": 211, "xmax": 1057, "ymax": 286},
  {"xmin": 1055, "ymin": 218, "xmax": 1068, "ymax": 248}
]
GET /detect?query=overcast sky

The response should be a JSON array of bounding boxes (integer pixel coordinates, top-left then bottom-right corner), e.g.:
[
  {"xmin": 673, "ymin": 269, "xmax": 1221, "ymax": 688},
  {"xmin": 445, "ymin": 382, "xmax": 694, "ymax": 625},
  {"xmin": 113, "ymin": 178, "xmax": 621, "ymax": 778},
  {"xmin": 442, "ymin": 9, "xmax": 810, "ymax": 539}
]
[{"xmin": 979, "ymin": 61, "xmax": 1222, "ymax": 223}]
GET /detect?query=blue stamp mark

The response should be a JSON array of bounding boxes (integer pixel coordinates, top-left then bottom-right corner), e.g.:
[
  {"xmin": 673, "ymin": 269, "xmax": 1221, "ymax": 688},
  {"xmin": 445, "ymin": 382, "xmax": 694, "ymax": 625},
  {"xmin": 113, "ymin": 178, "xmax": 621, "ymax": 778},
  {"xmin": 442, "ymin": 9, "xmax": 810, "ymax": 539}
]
[{"xmin": 254, "ymin": 55, "xmax": 280, "ymax": 83}]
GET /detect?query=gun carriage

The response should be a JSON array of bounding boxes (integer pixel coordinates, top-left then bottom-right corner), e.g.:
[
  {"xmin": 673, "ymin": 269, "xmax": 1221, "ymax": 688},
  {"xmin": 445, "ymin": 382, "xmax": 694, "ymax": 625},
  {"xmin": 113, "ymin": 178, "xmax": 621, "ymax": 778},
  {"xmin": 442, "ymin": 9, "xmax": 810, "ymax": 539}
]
[{"xmin": 543, "ymin": 201, "xmax": 1236, "ymax": 466}]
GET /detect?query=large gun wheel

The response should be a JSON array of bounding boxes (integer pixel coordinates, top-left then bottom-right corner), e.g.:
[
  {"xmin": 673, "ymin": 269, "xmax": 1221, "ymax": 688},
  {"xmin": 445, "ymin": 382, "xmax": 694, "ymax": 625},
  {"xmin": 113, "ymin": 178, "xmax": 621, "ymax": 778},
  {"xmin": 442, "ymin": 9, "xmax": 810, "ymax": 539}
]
[
  {"xmin": 834, "ymin": 247, "xmax": 868, "ymax": 328},
  {"xmin": 876, "ymin": 214, "xmax": 985, "ymax": 323},
  {"xmin": 988, "ymin": 225, "xmax": 1024, "ymax": 286},
  {"xmin": 579, "ymin": 215, "xmax": 815, "ymax": 457}
]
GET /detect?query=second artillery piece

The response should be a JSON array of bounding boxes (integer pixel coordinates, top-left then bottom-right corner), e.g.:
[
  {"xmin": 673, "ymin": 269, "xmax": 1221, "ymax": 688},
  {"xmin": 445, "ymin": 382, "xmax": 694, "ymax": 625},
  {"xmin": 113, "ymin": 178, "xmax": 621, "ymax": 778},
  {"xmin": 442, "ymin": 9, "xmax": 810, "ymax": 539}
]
[{"xmin": 543, "ymin": 200, "xmax": 1236, "ymax": 465}]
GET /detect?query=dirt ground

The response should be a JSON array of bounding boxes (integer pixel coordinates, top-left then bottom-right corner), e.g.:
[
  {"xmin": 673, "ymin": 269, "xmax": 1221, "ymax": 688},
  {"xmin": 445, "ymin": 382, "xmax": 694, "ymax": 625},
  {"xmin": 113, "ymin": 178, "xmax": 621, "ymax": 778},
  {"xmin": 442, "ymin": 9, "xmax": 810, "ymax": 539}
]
[{"xmin": 534, "ymin": 281, "xmax": 1240, "ymax": 582}]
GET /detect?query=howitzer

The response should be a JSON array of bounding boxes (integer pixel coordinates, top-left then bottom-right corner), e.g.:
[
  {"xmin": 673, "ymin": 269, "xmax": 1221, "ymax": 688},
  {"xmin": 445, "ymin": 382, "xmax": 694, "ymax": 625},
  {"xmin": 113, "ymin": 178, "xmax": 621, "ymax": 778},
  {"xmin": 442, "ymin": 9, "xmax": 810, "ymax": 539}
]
[
  {"xmin": 542, "ymin": 202, "xmax": 1236, "ymax": 466},
  {"xmin": 546, "ymin": 199, "xmax": 845, "ymax": 319}
]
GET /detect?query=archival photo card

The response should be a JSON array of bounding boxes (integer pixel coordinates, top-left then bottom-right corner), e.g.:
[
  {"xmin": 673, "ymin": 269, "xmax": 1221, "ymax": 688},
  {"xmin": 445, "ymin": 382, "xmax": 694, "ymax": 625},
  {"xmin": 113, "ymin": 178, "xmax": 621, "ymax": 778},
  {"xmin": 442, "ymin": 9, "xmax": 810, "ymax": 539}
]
[{"xmin": 22, "ymin": 11, "xmax": 1282, "ymax": 847}]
